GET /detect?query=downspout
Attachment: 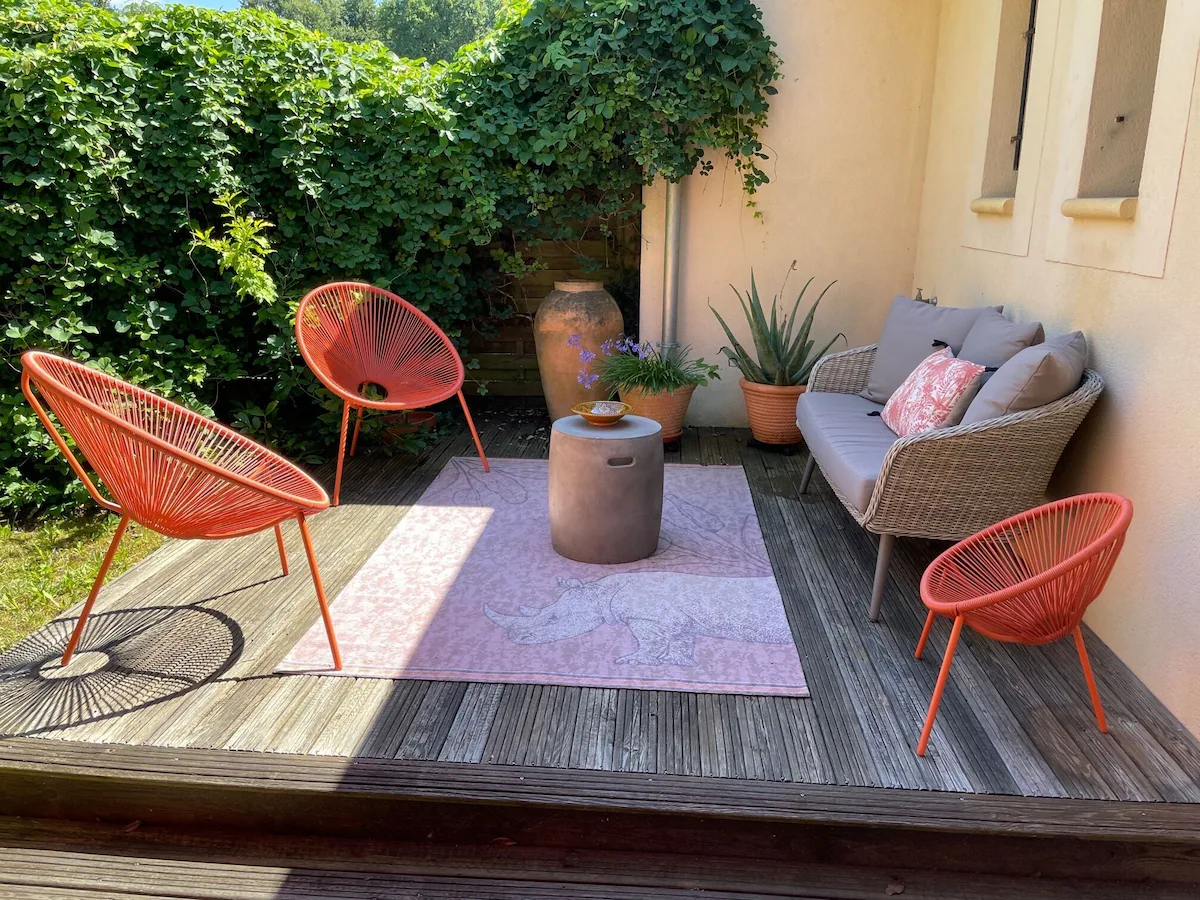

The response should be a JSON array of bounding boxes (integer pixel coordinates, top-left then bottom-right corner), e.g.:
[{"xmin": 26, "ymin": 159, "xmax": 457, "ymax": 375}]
[{"xmin": 660, "ymin": 179, "xmax": 682, "ymax": 350}]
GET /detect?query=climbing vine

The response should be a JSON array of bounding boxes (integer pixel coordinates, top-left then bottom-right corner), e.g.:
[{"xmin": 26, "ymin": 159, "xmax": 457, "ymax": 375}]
[{"xmin": 0, "ymin": 0, "xmax": 779, "ymax": 514}]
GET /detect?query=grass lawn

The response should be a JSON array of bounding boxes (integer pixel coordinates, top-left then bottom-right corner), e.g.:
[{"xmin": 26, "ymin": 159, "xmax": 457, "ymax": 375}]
[{"xmin": 0, "ymin": 515, "xmax": 163, "ymax": 652}]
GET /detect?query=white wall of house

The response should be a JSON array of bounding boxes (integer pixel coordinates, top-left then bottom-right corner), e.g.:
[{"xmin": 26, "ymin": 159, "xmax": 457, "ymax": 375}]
[
  {"xmin": 639, "ymin": 0, "xmax": 942, "ymax": 425},
  {"xmin": 913, "ymin": 0, "xmax": 1200, "ymax": 736}
]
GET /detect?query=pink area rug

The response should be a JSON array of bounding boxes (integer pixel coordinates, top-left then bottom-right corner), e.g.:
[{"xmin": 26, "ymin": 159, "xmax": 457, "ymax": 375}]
[{"xmin": 279, "ymin": 458, "xmax": 807, "ymax": 696}]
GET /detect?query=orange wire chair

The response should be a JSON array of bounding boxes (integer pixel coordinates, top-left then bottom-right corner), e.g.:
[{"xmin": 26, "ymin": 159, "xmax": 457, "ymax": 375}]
[
  {"xmin": 295, "ymin": 282, "xmax": 489, "ymax": 506},
  {"xmin": 20, "ymin": 351, "xmax": 341, "ymax": 670},
  {"xmin": 914, "ymin": 493, "xmax": 1133, "ymax": 757}
]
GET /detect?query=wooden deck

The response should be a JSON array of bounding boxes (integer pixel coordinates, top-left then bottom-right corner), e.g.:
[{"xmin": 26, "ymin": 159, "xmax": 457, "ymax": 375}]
[{"xmin": 2, "ymin": 406, "xmax": 1199, "ymax": 857}]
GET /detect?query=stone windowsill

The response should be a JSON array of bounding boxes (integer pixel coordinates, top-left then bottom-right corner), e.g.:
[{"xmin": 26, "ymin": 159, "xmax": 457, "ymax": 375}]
[
  {"xmin": 1060, "ymin": 196, "xmax": 1138, "ymax": 220},
  {"xmin": 969, "ymin": 196, "xmax": 1015, "ymax": 216}
]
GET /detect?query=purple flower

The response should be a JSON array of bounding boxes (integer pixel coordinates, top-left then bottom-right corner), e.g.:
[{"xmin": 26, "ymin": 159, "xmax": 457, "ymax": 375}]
[
  {"xmin": 578, "ymin": 348, "xmax": 596, "ymax": 364},
  {"xmin": 577, "ymin": 371, "xmax": 599, "ymax": 388},
  {"xmin": 637, "ymin": 342, "xmax": 651, "ymax": 359},
  {"xmin": 617, "ymin": 336, "xmax": 635, "ymax": 353},
  {"xmin": 567, "ymin": 333, "xmax": 582, "ymax": 348},
  {"xmin": 600, "ymin": 338, "xmax": 614, "ymax": 356}
]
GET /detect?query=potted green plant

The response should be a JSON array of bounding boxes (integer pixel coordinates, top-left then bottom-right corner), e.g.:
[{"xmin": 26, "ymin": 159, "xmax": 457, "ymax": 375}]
[
  {"xmin": 710, "ymin": 265, "xmax": 841, "ymax": 445},
  {"xmin": 574, "ymin": 336, "xmax": 719, "ymax": 441}
]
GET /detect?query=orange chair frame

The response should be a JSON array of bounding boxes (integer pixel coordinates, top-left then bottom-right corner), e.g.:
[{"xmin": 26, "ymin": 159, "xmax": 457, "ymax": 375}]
[
  {"xmin": 914, "ymin": 492, "xmax": 1133, "ymax": 757},
  {"xmin": 295, "ymin": 282, "xmax": 489, "ymax": 506},
  {"xmin": 20, "ymin": 351, "xmax": 341, "ymax": 670}
]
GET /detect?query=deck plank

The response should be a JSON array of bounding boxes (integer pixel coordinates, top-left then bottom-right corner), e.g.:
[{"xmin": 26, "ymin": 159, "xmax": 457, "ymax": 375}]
[
  {"xmin": 4, "ymin": 738, "xmax": 1200, "ymax": 841},
  {"xmin": 439, "ymin": 682, "xmax": 504, "ymax": 764},
  {"xmin": 739, "ymin": 470, "xmax": 880, "ymax": 785},
  {"xmin": 395, "ymin": 680, "xmax": 468, "ymax": 761},
  {"xmin": 1036, "ymin": 627, "xmax": 1200, "ymax": 802},
  {"xmin": 224, "ymin": 675, "xmax": 321, "ymax": 752},
  {"xmin": 784, "ymin": 489, "xmax": 992, "ymax": 792},
  {"xmin": 772, "ymin": 695, "xmax": 836, "ymax": 784},
  {"xmin": 580, "ymin": 687, "xmax": 619, "ymax": 771},
  {"xmin": 5, "ymin": 838, "xmax": 1192, "ymax": 900},
  {"xmin": 866, "ymin": 538, "xmax": 1123, "ymax": 800},
  {"xmin": 818, "ymin": 482, "xmax": 1071, "ymax": 798},
  {"xmin": 1, "ymin": 412, "xmax": 1197, "ymax": 823},
  {"xmin": 1, "ymin": 817, "xmax": 1196, "ymax": 900},
  {"xmin": 354, "ymin": 680, "xmax": 426, "ymax": 758},
  {"xmin": 267, "ymin": 676, "xmax": 353, "ymax": 755},
  {"xmin": 533, "ymin": 685, "xmax": 576, "ymax": 768},
  {"xmin": 778, "ymin": 495, "xmax": 955, "ymax": 791},
  {"xmin": 498, "ymin": 684, "xmax": 540, "ymax": 767},
  {"xmin": 479, "ymin": 683, "xmax": 524, "ymax": 765},
  {"xmin": 614, "ymin": 689, "xmax": 653, "ymax": 774},
  {"xmin": 307, "ymin": 677, "xmax": 394, "ymax": 757}
]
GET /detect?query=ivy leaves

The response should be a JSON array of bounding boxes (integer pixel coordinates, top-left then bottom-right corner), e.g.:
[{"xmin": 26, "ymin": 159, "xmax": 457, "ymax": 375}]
[
  {"xmin": 191, "ymin": 193, "xmax": 279, "ymax": 308},
  {"xmin": 0, "ymin": 0, "xmax": 779, "ymax": 514}
]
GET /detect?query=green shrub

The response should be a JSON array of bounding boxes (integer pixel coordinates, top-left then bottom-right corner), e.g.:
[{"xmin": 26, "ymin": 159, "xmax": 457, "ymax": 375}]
[{"xmin": 0, "ymin": 0, "xmax": 779, "ymax": 515}]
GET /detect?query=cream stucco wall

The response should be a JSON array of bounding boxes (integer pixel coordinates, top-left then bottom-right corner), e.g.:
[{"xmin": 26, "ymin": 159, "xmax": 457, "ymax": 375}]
[
  {"xmin": 645, "ymin": 0, "xmax": 1200, "ymax": 736},
  {"xmin": 914, "ymin": 0, "xmax": 1200, "ymax": 734},
  {"xmin": 639, "ymin": 0, "xmax": 942, "ymax": 426}
]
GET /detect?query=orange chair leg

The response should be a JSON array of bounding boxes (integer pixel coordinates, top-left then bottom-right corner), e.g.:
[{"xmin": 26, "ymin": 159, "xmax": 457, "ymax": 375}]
[
  {"xmin": 457, "ymin": 390, "xmax": 489, "ymax": 472},
  {"xmin": 1073, "ymin": 626, "xmax": 1108, "ymax": 733},
  {"xmin": 350, "ymin": 406, "xmax": 364, "ymax": 457},
  {"xmin": 332, "ymin": 400, "xmax": 351, "ymax": 507},
  {"xmin": 274, "ymin": 523, "xmax": 289, "ymax": 576},
  {"xmin": 62, "ymin": 515, "xmax": 130, "ymax": 666},
  {"xmin": 297, "ymin": 513, "xmax": 341, "ymax": 671},
  {"xmin": 914, "ymin": 610, "xmax": 936, "ymax": 659},
  {"xmin": 917, "ymin": 615, "xmax": 964, "ymax": 757}
]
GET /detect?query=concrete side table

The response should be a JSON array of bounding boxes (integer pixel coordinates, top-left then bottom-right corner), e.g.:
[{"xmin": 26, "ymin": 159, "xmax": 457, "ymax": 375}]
[{"xmin": 549, "ymin": 414, "xmax": 664, "ymax": 564}]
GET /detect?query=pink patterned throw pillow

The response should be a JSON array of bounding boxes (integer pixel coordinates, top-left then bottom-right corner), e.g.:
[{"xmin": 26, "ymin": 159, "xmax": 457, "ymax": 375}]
[{"xmin": 881, "ymin": 348, "xmax": 986, "ymax": 437}]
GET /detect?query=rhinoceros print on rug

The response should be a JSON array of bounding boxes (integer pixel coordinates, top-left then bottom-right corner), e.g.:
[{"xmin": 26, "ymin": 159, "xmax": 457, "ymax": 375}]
[
  {"xmin": 279, "ymin": 457, "xmax": 807, "ymax": 696},
  {"xmin": 485, "ymin": 573, "xmax": 793, "ymax": 667}
]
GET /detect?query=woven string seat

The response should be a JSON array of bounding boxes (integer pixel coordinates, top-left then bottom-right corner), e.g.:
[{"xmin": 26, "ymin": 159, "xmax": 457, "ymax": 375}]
[
  {"xmin": 21, "ymin": 351, "xmax": 340, "ymax": 669},
  {"xmin": 914, "ymin": 493, "xmax": 1133, "ymax": 756},
  {"xmin": 295, "ymin": 282, "xmax": 488, "ymax": 505}
]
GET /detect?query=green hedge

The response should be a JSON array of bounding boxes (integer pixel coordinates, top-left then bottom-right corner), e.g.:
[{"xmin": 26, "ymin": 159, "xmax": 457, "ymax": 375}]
[{"xmin": 0, "ymin": 0, "xmax": 779, "ymax": 514}]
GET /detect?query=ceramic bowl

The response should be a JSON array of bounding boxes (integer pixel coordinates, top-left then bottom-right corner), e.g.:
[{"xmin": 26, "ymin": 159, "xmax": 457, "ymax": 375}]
[{"xmin": 571, "ymin": 400, "xmax": 631, "ymax": 426}]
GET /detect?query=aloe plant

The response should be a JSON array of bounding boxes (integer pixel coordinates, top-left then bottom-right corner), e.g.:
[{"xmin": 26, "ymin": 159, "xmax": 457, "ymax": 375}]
[{"xmin": 710, "ymin": 266, "xmax": 842, "ymax": 386}]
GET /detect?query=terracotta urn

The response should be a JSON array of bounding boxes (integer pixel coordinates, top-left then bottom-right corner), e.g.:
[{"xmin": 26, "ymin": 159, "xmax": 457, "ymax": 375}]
[
  {"xmin": 619, "ymin": 384, "xmax": 696, "ymax": 442},
  {"xmin": 740, "ymin": 379, "xmax": 805, "ymax": 445},
  {"xmin": 533, "ymin": 280, "xmax": 622, "ymax": 421}
]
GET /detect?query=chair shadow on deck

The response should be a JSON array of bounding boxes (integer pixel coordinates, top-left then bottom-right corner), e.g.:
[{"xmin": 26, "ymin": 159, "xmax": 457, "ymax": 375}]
[{"xmin": 0, "ymin": 604, "xmax": 243, "ymax": 738}]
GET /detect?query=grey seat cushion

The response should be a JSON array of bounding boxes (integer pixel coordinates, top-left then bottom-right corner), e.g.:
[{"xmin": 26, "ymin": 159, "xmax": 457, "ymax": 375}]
[
  {"xmin": 959, "ymin": 307, "xmax": 1045, "ymax": 368},
  {"xmin": 961, "ymin": 331, "xmax": 1088, "ymax": 425},
  {"xmin": 862, "ymin": 296, "xmax": 999, "ymax": 403},
  {"xmin": 796, "ymin": 391, "xmax": 898, "ymax": 514}
]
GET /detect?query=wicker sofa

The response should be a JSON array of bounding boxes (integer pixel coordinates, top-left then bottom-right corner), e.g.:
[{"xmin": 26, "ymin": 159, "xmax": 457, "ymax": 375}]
[{"xmin": 796, "ymin": 343, "xmax": 1104, "ymax": 621}]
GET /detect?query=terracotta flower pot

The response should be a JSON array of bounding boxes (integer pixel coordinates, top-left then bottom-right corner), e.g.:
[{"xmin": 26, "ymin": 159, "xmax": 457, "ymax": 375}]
[
  {"xmin": 739, "ymin": 378, "xmax": 805, "ymax": 445},
  {"xmin": 533, "ymin": 280, "xmax": 622, "ymax": 421},
  {"xmin": 620, "ymin": 384, "xmax": 696, "ymax": 442},
  {"xmin": 380, "ymin": 410, "xmax": 436, "ymax": 444}
]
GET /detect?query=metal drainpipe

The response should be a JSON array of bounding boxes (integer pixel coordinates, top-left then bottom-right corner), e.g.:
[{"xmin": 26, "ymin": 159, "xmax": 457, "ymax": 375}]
[{"xmin": 660, "ymin": 179, "xmax": 682, "ymax": 350}]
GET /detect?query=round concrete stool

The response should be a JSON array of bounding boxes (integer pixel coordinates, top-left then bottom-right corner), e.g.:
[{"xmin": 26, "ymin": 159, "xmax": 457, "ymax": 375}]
[{"xmin": 549, "ymin": 414, "xmax": 664, "ymax": 564}]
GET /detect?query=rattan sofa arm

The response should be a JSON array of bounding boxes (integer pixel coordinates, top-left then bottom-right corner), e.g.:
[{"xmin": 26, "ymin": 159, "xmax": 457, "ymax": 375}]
[
  {"xmin": 860, "ymin": 369, "xmax": 1105, "ymax": 541},
  {"xmin": 808, "ymin": 345, "xmax": 877, "ymax": 394}
]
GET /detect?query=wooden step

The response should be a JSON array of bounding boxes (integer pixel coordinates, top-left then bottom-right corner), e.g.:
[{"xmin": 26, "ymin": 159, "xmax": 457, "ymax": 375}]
[
  {"xmin": 2, "ymin": 741, "xmax": 1200, "ymax": 889},
  {"xmin": 0, "ymin": 817, "xmax": 1193, "ymax": 900},
  {"xmin": 3, "ymin": 738, "xmax": 1200, "ymax": 842}
]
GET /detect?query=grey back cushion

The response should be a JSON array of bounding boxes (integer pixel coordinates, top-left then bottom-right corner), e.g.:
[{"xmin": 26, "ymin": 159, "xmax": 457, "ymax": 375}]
[
  {"xmin": 862, "ymin": 296, "xmax": 997, "ymax": 403},
  {"xmin": 959, "ymin": 307, "xmax": 1045, "ymax": 368},
  {"xmin": 960, "ymin": 331, "xmax": 1088, "ymax": 425}
]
